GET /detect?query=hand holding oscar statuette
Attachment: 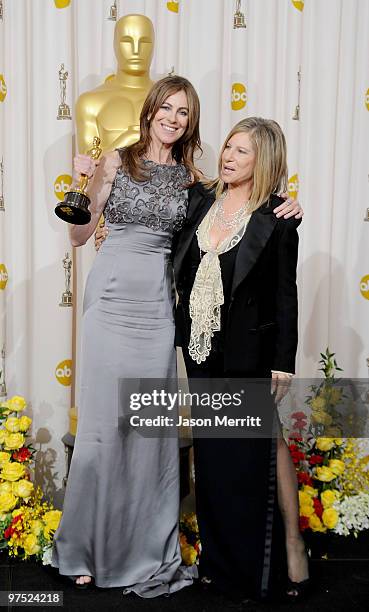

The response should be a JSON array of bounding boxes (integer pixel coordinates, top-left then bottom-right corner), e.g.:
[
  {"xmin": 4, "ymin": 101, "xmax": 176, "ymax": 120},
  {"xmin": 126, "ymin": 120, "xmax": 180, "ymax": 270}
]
[{"xmin": 55, "ymin": 137, "xmax": 102, "ymax": 225}]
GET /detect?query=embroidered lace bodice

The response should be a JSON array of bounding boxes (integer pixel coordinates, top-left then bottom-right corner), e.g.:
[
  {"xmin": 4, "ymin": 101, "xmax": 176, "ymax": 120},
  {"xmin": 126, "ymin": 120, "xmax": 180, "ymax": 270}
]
[{"xmin": 104, "ymin": 160, "xmax": 189, "ymax": 232}]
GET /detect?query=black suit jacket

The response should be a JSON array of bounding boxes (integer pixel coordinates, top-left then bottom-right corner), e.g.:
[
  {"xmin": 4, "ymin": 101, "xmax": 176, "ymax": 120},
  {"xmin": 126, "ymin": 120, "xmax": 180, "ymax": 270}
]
[{"xmin": 173, "ymin": 182, "xmax": 301, "ymax": 376}]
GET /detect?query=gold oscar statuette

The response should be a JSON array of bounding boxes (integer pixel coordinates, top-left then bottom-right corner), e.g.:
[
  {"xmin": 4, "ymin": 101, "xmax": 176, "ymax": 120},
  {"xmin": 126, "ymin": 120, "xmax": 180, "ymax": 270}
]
[
  {"xmin": 108, "ymin": 0, "xmax": 117, "ymax": 21},
  {"xmin": 59, "ymin": 252, "xmax": 73, "ymax": 306},
  {"xmin": 0, "ymin": 345, "xmax": 7, "ymax": 398},
  {"xmin": 0, "ymin": 158, "xmax": 4, "ymax": 212},
  {"xmin": 233, "ymin": 0, "xmax": 246, "ymax": 28},
  {"xmin": 292, "ymin": 67, "xmax": 302, "ymax": 121},
  {"xmin": 57, "ymin": 63, "xmax": 72, "ymax": 120},
  {"xmin": 54, "ymin": 136, "xmax": 102, "ymax": 225},
  {"xmin": 75, "ymin": 14, "xmax": 155, "ymax": 154}
]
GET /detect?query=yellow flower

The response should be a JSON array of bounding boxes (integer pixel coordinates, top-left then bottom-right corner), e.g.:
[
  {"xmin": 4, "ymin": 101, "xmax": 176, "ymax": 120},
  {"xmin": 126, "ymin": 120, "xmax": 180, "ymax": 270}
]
[
  {"xmin": 330, "ymin": 388, "xmax": 342, "ymax": 403},
  {"xmin": 299, "ymin": 491, "xmax": 313, "ymax": 507},
  {"xmin": 315, "ymin": 466, "xmax": 337, "ymax": 482},
  {"xmin": 12, "ymin": 479, "xmax": 34, "ymax": 499},
  {"xmin": 300, "ymin": 504, "xmax": 315, "ymax": 517},
  {"xmin": 310, "ymin": 397, "xmax": 326, "ymax": 411},
  {"xmin": 0, "ymin": 481, "xmax": 12, "ymax": 494},
  {"xmin": 43, "ymin": 510, "xmax": 62, "ymax": 540},
  {"xmin": 4, "ymin": 417, "xmax": 20, "ymax": 433},
  {"xmin": 311, "ymin": 411, "xmax": 332, "ymax": 426},
  {"xmin": 18, "ymin": 416, "xmax": 32, "ymax": 433},
  {"xmin": 309, "ymin": 513, "xmax": 327, "ymax": 532},
  {"xmin": 3, "ymin": 433, "xmax": 25, "ymax": 450},
  {"xmin": 0, "ymin": 451, "xmax": 11, "ymax": 468},
  {"xmin": 0, "ymin": 491, "xmax": 17, "ymax": 512},
  {"xmin": 8, "ymin": 396, "xmax": 27, "ymax": 413},
  {"xmin": 303, "ymin": 485, "xmax": 318, "ymax": 498},
  {"xmin": 1, "ymin": 461, "xmax": 26, "ymax": 481},
  {"xmin": 322, "ymin": 507, "xmax": 339, "ymax": 529},
  {"xmin": 30, "ymin": 520, "xmax": 43, "ymax": 537},
  {"xmin": 334, "ymin": 438, "xmax": 344, "ymax": 446},
  {"xmin": 181, "ymin": 544, "xmax": 197, "ymax": 566},
  {"xmin": 328, "ymin": 459, "xmax": 345, "ymax": 476},
  {"xmin": 22, "ymin": 533, "xmax": 40, "ymax": 556},
  {"xmin": 323, "ymin": 427, "xmax": 343, "ymax": 438},
  {"xmin": 12, "ymin": 506, "xmax": 26, "ymax": 518},
  {"xmin": 321, "ymin": 490, "xmax": 339, "ymax": 508},
  {"xmin": 0, "ymin": 429, "xmax": 7, "ymax": 444},
  {"xmin": 316, "ymin": 438, "xmax": 335, "ymax": 452}
]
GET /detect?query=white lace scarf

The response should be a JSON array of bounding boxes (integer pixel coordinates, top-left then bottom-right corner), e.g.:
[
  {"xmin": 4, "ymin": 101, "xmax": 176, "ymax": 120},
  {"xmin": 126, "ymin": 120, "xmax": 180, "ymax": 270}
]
[{"xmin": 188, "ymin": 198, "xmax": 251, "ymax": 364}]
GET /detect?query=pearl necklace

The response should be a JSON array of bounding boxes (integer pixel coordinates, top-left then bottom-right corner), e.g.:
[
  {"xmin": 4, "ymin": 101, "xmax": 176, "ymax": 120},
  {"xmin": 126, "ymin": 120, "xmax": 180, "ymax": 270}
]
[{"xmin": 213, "ymin": 192, "xmax": 250, "ymax": 230}]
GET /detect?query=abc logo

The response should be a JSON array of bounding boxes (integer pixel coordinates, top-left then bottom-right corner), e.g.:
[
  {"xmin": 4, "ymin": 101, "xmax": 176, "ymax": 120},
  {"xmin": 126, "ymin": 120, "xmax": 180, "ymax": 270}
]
[
  {"xmin": 0, "ymin": 74, "xmax": 7, "ymax": 102},
  {"xmin": 360, "ymin": 275, "xmax": 369, "ymax": 300},
  {"xmin": 55, "ymin": 359, "xmax": 73, "ymax": 386},
  {"xmin": 291, "ymin": 0, "xmax": 304, "ymax": 11},
  {"xmin": 0, "ymin": 264, "xmax": 8, "ymax": 290},
  {"xmin": 54, "ymin": 0, "xmax": 71, "ymax": 8},
  {"xmin": 167, "ymin": 1, "xmax": 179, "ymax": 12},
  {"xmin": 365, "ymin": 88, "xmax": 369, "ymax": 111},
  {"xmin": 231, "ymin": 83, "xmax": 247, "ymax": 111},
  {"xmin": 288, "ymin": 174, "xmax": 299, "ymax": 200},
  {"xmin": 54, "ymin": 174, "xmax": 72, "ymax": 201}
]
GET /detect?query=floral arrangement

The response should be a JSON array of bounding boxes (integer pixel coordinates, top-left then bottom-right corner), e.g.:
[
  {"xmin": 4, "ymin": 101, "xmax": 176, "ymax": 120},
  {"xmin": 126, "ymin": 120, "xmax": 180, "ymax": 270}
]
[
  {"xmin": 0, "ymin": 396, "xmax": 62, "ymax": 562},
  {"xmin": 179, "ymin": 512, "xmax": 201, "ymax": 565},
  {"xmin": 288, "ymin": 349, "xmax": 369, "ymax": 537}
]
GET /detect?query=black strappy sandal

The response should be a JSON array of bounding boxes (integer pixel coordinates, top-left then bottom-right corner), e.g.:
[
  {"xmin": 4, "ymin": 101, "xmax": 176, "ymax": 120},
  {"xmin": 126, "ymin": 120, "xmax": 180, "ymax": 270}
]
[{"xmin": 286, "ymin": 577, "xmax": 311, "ymax": 601}]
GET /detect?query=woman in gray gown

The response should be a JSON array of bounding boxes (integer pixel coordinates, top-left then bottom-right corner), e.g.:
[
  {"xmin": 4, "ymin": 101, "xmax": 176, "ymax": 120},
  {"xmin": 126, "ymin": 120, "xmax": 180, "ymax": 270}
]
[{"xmin": 52, "ymin": 76, "xmax": 201, "ymax": 595}]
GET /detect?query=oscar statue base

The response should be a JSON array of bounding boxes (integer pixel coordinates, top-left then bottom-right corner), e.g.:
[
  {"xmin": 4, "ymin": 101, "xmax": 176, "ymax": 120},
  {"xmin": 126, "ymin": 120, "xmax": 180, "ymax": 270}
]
[
  {"xmin": 57, "ymin": 104, "xmax": 72, "ymax": 120},
  {"xmin": 60, "ymin": 292, "xmax": 73, "ymax": 307},
  {"xmin": 55, "ymin": 190, "xmax": 91, "ymax": 225}
]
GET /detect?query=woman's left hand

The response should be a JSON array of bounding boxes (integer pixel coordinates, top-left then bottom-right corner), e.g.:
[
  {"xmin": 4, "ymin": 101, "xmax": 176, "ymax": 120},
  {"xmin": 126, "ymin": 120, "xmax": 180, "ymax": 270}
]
[
  {"xmin": 271, "ymin": 371, "xmax": 292, "ymax": 404},
  {"xmin": 274, "ymin": 193, "xmax": 304, "ymax": 219}
]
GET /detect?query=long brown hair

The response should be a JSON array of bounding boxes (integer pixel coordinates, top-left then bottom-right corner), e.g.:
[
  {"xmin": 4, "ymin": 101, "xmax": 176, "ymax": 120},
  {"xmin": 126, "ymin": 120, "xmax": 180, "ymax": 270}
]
[
  {"xmin": 205, "ymin": 117, "xmax": 288, "ymax": 211},
  {"xmin": 119, "ymin": 76, "xmax": 202, "ymax": 182}
]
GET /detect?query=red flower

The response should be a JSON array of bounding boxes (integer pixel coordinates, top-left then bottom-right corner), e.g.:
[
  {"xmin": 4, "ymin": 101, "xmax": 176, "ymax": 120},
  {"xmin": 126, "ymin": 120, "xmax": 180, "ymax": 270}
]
[
  {"xmin": 289, "ymin": 444, "xmax": 298, "ymax": 453},
  {"xmin": 313, "ymin": 498, "xmax": 323, "ymax": 519},
  {"xmin": 290, "ymin": 450, "xmax": 306, "ymax": 464},
  {"xmin": 293, "ymin": 419, "xmax": 307, "ymax": 431},
  {"xmin": 309, "ymin": 454, "xmax": 324, "ymax": 465},
  {"xmin": 299, "ymin": 516, "xmax": 310, "ymax": 532},
  {"xmin": 291, "ymin": 412, "xmax": 307, "ymax": 420},
  {"xmin": 297, "ymin": 472, "xmax": 313, "ymax": 486},
  {"xmin": 12, "ymin": 447, "xmax": 32, "ymax": 462},
  {"xmin": 4, "ymin": 526, "xmax": 14, "ymax": 539},
  {"xmin": 289, "ymin": 434, "xmax": 303, "ymax": 442}
]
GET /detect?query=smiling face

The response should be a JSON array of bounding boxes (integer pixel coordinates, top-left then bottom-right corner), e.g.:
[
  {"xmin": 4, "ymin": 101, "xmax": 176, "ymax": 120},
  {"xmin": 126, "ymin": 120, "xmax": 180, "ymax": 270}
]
[
  {"xmin": 148, "ymin": 90, "xmax": 189, "ymax": 148},
  {"xmin": 220, "ymin": 131, "xmax": 256, "ymax": 188}
]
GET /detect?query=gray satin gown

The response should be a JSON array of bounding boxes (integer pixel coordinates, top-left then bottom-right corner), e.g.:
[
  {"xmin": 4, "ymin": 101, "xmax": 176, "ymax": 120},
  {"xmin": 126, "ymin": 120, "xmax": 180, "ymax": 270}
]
[{"xmin": 52, "ymin": 160, "xmax": 196, "ymax": 596}]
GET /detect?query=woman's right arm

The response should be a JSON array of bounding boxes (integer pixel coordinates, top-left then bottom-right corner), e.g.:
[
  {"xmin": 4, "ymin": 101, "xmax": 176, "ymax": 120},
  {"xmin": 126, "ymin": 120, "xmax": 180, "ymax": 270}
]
[{"xmin": 69, "ymin": 151, "xmax": 121, "ymax": 246}]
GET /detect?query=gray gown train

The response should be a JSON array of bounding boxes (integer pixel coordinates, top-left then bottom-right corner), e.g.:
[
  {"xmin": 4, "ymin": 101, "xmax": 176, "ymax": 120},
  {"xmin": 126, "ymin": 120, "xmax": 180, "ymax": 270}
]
[{"xmin": 52, "ymin": 160, "xmax": 196, "ymax": 596}]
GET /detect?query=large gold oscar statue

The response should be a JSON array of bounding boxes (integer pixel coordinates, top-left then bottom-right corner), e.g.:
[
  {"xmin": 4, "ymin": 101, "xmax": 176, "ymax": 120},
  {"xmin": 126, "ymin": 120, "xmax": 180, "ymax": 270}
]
[
  {"xmin": 69, "ymin": 14, "xmax": 155, "ymax": 436},
  {"xmin": 75, "ymin": 14, "xmax": 155, "ymax": 154}
]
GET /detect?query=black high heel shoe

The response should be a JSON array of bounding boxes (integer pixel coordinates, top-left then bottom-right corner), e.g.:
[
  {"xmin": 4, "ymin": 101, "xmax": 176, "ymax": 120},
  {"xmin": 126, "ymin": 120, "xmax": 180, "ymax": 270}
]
[{"xmin": 286, "ymin": 577, "xmax": 311, "ymax": 601}]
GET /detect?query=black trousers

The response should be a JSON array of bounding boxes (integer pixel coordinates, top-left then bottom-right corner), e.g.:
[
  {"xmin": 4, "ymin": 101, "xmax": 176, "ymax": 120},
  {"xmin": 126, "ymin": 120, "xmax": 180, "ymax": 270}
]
[{"xmin": 183, "ymin": 347, "xmax": 286, "ymax": 600}]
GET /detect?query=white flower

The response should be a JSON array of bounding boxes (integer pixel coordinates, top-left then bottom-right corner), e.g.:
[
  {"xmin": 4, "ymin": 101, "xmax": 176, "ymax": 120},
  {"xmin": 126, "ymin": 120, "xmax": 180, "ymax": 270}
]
[
  {"xmin": 42, "ymin": 545, "xmax": 53, "ymax": 566},
  {"xmin": 333, "ymin": 493, "xmax": 369, "ymax": 536}
]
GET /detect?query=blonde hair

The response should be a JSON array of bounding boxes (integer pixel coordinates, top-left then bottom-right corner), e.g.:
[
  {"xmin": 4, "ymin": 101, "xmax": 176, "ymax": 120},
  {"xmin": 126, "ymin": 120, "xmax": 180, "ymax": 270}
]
[
  {"xmin": 205, "ymin": 117, "xmax": 288, "ymax": 211},
  {"xmin": 120, "ymin": 76, "xmax": 202, "ymax": 183}
]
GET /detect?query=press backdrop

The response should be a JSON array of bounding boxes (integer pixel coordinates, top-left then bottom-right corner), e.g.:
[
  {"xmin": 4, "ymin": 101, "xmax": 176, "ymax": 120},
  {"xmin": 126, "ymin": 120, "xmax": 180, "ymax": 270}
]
[{"xmin": 0, "ymin": 0, "xmax": 368, "ymax": 492}]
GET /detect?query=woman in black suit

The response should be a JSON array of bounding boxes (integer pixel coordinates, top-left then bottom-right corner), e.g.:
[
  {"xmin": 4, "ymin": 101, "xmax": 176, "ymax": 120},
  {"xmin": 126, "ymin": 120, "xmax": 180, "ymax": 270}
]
[{"xmin": 174, "ymin": 117, "xmax": 308, "ymax": 601}]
